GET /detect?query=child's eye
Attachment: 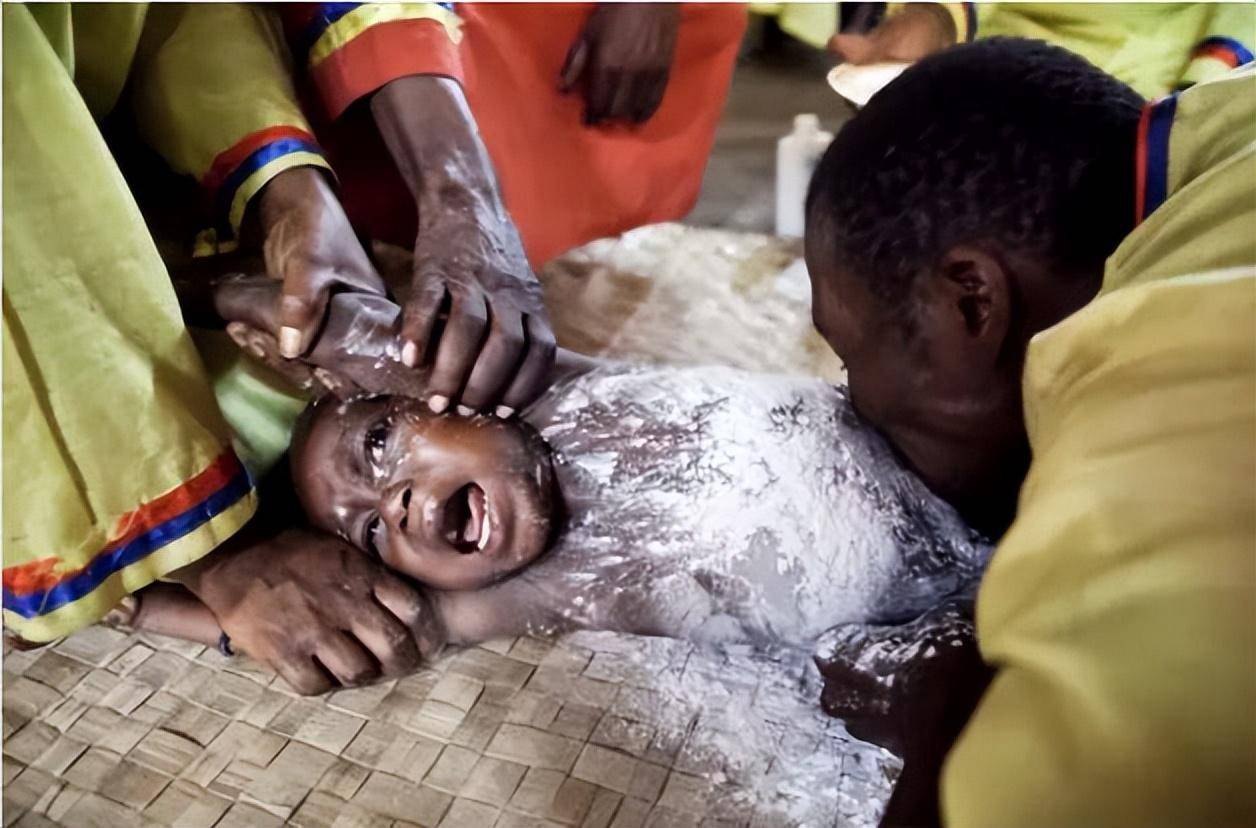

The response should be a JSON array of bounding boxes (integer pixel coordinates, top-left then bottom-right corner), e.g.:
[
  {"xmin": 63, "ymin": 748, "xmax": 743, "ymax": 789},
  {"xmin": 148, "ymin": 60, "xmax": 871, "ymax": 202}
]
[
  {"xmin": 363, "ymin": 514, "xmax": 382, "ymax": 558},
  {"xmin": 364, "ymin": 416, "xmax": 391, "ymax": 466}
]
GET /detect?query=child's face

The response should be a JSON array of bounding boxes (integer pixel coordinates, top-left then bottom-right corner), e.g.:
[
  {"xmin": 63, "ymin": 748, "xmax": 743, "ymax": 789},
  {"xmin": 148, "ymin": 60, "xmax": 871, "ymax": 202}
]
[{"xmin": 292, "ymin": 397, "xmax": 557, "ymax": 590}]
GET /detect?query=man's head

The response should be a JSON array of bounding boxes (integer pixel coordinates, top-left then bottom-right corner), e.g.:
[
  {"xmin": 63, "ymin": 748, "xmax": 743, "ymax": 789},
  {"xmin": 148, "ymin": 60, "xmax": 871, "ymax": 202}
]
[
  {"xmin": 805, "ymin": 38, "xmax": 1142, "ymax": 533},
  {"xmin": 291, "ymin": 397, "xmax": 557, "ymax": 590}
]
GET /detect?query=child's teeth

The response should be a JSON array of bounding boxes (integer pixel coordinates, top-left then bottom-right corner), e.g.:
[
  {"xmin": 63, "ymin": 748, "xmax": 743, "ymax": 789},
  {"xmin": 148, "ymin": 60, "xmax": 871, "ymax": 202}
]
[{"xmin": 477, "ymin": 509, "xmax": 492, "ymax": 551}]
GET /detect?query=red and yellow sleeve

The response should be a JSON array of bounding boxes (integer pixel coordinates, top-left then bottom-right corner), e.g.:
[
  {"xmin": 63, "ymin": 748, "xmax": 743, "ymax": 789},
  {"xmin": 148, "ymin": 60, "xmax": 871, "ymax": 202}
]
[
  {"xmin": 282, "ymin": 3, "xmax": 464, "ymax": 120},
  {"xmin": 128, "ymin": 3, "xmax": 332, "ymax": 254},
  {"xmin": 1178, "ymin": 4, "xmax": 1254, "ymax": 90}
]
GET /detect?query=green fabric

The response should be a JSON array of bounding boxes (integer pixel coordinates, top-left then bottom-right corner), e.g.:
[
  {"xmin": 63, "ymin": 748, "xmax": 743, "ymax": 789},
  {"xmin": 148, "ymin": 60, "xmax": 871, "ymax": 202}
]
[{"xmin": 193, "ymin": 331, "xmax": 310, "ymax": 480}]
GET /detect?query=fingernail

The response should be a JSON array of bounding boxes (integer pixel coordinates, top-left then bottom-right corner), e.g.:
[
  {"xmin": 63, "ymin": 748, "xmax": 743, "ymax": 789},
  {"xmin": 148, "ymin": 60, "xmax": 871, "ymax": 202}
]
[
  {"xmin": 456, "ymin": 405, "xmax": 476, "ymax": 417},
  {"xmin": 401, "ymin": 341, "xmax": 418, "ymax": 368},
  {"xmin": 495, "ymin": 405, "xmax": 515, "ymax": 419},
  {"xmin": 279, "ymin": 327, "xmax": 302, "ymax": 358},
  {"xmin": 428, "ymin": 394, "xmax": 449, "ymax": 414}
]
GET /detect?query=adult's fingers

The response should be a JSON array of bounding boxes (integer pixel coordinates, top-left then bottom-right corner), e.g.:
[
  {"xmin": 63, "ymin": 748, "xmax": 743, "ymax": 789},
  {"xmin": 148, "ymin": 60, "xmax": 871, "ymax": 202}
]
[
  {"xmin": 400, "ymin": 275, "xmax": 448, "ymax": 369},
  {"xmin": 584, "ymin": 68, "xmax": 620, "ymax": 125},
  {"xmin": 605, "ymin": 72, "xmax": 638, "ymax": 123},
  {"xmin": 559, "ymin": 37, "xmax": 589, "ymax": 91},
  {"xmin": 214, "ymin": 275, "xmax": 282, "ymax": 332},
  {"xmin": 276, "ymin": 270, "xmax": 332, "ymax": 358},
  {"xmin": 425, "ymin": 289, "xmax": 488, "ymax": 413},
  {"xmin": 275, "ymin": 264, "xmax": 387, "ymax": 359},
  {"xmin": 274, "ymin": 656, "xmax": 335, "ymax": 697},
  {"xmin": 458, "ymin": 306, "xmax": 525, "ymax": 413},
  {"xmin": 632, "ymin": 72, "xmax": 669, "ymax": 124},
  {"xmin": 373, "ymin": 578, "xmax": 445, "ymax": 660},
  {"xmin": 314, "ymin": 631, "xmax": 380, "ymax": 688},
  {"xmin": 499, "ymin": 315, "xmax": 558, "ymax": 416},
  {"xmin": 225, "ymin": 322, "xmax": 320, "ymax": 391},
  {"xmin": 349, "ymin": 597, "xmax": 422, "ymax": 678}
]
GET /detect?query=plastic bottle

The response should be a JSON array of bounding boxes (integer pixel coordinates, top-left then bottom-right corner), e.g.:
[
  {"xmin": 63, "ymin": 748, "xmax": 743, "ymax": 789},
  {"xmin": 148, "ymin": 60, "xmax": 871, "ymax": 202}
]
[{"xmin": 775, "ymin": 114, "xmax": 834, "ymax": 238}]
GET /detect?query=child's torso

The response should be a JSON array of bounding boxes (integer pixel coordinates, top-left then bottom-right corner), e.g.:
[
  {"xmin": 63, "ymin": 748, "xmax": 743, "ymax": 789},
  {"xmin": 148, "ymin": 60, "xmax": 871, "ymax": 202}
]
[{"xmin": 533, "ymin": 364, "xmax": 991, "ymax": 646}]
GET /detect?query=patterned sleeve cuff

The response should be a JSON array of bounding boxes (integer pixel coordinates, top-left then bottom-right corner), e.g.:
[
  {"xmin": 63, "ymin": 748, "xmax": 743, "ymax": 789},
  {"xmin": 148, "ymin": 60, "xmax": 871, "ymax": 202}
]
[
  {"xmin": 195, "ymin": 126, "xmax": 332, "ymax": 257},
  {"xmin": 1178, "ymin": 36, "xmax": 1254, "ymax": 90},
  {"xmin": 290, "ymin": 3, "xmax": 464, "ymax": 119}
]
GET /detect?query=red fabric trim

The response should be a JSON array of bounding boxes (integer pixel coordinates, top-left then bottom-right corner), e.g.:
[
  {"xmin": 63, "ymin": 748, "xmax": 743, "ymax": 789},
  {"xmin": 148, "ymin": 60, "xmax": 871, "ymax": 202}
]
[
  {"xmin": 1193, "ymin": 43, "xmax": 1241, "ymax": 69},
  {"xmin": 202, "ymin": 126, "xmax": 320, "ymax": 204},
  {"xmin": 2, "ymin": 452, "xmax": 244, "ymax": 596},
  {"xmin": 310, "ymin": 19, "xmax": 465, "ymax": 120},
  {"xmin": 1133, "ymin": 101, "xmax": 1152, "ymax": 226}
]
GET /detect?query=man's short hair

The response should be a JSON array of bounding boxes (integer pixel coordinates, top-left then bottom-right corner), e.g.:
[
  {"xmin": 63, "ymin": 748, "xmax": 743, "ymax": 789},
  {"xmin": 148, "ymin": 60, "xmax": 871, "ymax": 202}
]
[{"xmin": 807, "ymin": 37, "xmax": 1144, "ymax": 309}]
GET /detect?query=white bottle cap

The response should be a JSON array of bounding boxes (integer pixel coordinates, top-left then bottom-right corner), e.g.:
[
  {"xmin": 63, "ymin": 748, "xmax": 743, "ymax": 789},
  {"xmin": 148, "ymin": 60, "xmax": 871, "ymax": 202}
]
[{"xmin": 793, "ymin": 113, "xmax": 821, "ymax": 134}]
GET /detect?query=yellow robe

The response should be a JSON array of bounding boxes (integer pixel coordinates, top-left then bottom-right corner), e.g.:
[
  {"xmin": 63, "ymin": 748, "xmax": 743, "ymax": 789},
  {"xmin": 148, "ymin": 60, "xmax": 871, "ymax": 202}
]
[
  {"xmin": 784, "ymin": 2, "xmax": 1254, "ymax": 98},
  {"xmin": 2, "ymin": 4, "xmax": 326, "ymax": 642},
  {"xmin": 942, "ymin": 66, "xmax": 1256, "ymax": 827}
]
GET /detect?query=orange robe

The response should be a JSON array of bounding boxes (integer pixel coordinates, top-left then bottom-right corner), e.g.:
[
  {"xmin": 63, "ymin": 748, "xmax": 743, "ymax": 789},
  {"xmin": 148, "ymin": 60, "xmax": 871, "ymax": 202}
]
[{"xmin": 283, "ymin": 3, "xmax": 746, "ymax": 266}]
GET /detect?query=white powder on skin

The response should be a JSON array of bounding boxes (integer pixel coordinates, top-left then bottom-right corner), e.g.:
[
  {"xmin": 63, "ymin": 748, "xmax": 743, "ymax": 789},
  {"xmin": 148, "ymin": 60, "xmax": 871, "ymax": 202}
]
[{"xmin": 523, "ymin": 362, "xmax": 991, "ymax": 649}]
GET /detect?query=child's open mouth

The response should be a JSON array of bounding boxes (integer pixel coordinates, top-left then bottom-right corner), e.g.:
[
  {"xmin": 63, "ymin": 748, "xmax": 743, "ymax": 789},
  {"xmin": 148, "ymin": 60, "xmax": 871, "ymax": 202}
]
[{"xmin": 442, "ymin": 483, "xmax": 491, "ymax": 554}]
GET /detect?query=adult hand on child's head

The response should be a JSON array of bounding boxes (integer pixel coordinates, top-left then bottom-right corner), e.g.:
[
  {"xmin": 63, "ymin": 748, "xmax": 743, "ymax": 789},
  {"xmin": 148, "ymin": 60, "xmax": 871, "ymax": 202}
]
[
  {"xmin": 560, "ymin": 3, "xmax": 681, "ymax": 125},
  {"xmin": 404, "ymin": 202, "xmax": 556, "ymax": 418},
  {"xmin": 254, "ymin": 166, "xmax": 388, "ymax": 358},
  {"xmin": 173, "ymin": 528, "xmax": 445, "ymax": 695},
  {"xmin": 828, "ymin": 4, "xmax": 956, "ymax": 66},
  {"xmin": 370, "ymin": 76, "xmax": 558, "ymax": 418}
]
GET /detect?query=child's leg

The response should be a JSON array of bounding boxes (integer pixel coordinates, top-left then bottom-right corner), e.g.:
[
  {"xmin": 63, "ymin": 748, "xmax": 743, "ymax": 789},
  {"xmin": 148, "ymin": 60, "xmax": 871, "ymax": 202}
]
[{"xmin": 104, "ymin": 582, "xmax": 225, "ymax": 649}]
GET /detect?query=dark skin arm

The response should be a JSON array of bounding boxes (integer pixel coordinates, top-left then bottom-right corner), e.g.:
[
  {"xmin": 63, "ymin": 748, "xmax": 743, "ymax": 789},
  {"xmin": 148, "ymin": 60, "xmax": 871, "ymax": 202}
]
[
  {"xmin": 814, "ymin": 600, "xmax": 993, "ymax": 827},
  {"xmin": 250, "ymin": 166, "xmax": 389, "ymax": 359},
  {"xmin": 371, "ymin": 75, "xmax": 555, "ymax": 418},
  {"xmin": 362, "ymin": 4, "xmax": 683, "ymax": 413},
  {"xmin": 169, "ymin": 525, "xmax": 445, "ymax": 695}
]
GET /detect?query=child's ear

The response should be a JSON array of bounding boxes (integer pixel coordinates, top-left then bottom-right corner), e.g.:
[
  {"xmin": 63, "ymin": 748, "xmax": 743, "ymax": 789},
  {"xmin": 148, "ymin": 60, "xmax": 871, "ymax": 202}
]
[{"xmin": 225, "ymin": 321, "xmax": 359, "ymax": 400}]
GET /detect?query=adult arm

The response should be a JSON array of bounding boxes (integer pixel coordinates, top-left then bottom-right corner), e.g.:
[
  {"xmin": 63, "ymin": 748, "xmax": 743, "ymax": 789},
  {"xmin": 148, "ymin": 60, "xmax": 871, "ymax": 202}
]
[
  {"xmin": 815, "ymin": 600, "xmax": 992, "ymax": 827},
  {"xmin": 280, "ymin": 3, "xmax": 555, "ymax": 416},
  {"xmin": 129, "ymin": 3, "xmax": 387, "ymax": 358}
]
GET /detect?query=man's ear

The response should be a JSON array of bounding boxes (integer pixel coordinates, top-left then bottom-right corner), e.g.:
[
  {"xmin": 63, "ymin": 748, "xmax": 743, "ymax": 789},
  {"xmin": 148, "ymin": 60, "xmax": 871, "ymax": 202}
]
[{"xmin": 931, "ymin": 244, "xmax": 1012, "ymax": 358}]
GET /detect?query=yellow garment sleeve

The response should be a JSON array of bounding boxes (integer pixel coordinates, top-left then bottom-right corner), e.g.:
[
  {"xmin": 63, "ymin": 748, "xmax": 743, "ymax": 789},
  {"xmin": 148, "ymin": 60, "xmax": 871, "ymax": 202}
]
[
  {"xmin": 942, "ymin": 70, "xmax": 1256, "ymax": 828},
  {"xmin": 128, "ymin": 3, "xmax": 331, "ymax": 252},
  {"xmin": 3, "ymin": 4, "xmax": 256, "ymax": 641},
  {"xmin": 942, "ymin": 269, "xmax": 1256, "ymax": 827}
]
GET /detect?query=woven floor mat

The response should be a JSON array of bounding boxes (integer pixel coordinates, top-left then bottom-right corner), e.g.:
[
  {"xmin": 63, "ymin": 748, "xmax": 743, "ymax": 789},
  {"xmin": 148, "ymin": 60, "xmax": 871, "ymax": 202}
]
[
  {"xmin": 4, "ymin": 225, "xmax": 881, "ymax": 826},
  {"xmin": 3, "ymin": 625, "xmax": 896, "ymax": 827}
]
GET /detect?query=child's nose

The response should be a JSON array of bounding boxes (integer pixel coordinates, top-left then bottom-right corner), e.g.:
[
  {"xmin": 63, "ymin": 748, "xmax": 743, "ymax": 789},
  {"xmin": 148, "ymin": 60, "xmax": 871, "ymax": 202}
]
[{"xmin": 381, "ymin": 481, "xmax": 413, "ymax": 532}]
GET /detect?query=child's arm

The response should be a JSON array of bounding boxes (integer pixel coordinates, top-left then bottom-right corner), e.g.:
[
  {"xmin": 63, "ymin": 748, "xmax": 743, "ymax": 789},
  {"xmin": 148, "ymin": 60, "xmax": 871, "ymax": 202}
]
[
  {"xmin": 106, "ymin": 582, "xmax": 224, "ymax": 649},
  {"xmin": 172, "ymin": 257, "xmax": 602, "ymax": 405},
  {"xmin": 427, "ymin": 575, "xmax": 580, "ymax": 646}
]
